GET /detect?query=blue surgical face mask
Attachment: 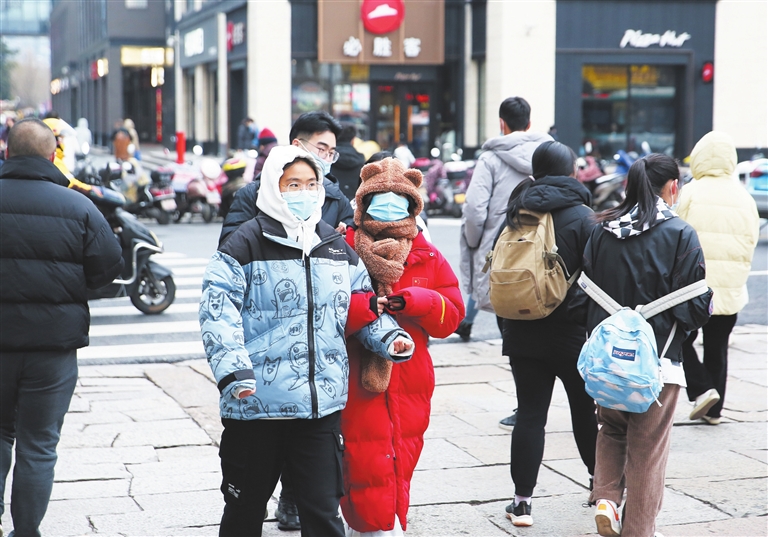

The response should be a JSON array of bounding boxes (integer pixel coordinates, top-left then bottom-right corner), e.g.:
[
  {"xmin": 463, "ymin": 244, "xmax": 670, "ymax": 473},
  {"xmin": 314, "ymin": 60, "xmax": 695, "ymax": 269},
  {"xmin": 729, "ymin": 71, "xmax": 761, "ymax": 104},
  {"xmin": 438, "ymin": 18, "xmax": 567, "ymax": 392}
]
[
  {"xmin": 282, "ymin": 190, "xmax": 319, "ymax": 221},
  {"xmin": 366, "ymin": 192, "xmax": 410, "ymax": 222},
  {"xmin": 307, "ymin": 151, "xmax": 332, "ymax": 177}
]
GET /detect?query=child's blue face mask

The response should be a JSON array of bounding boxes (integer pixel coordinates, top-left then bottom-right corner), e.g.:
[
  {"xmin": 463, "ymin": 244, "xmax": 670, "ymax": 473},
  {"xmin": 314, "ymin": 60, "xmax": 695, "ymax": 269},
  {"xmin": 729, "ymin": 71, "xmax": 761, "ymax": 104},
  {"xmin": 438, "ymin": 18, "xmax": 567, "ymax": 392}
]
[
  {"xmin": 366, "ymin": 192, "xmax": 410, "ymax": 222},
  {"xmin": 282, "ymin": 190, "xmax": 319, "ymax": 220}
]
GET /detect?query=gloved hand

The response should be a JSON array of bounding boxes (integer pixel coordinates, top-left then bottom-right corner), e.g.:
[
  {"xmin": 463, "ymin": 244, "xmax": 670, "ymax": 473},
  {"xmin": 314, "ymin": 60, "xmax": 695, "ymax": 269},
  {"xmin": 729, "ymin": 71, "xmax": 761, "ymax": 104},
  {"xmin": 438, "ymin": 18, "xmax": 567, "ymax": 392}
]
[{"xmin": 230, "ymin": 379, "xmax": 257, "ymax": 399}]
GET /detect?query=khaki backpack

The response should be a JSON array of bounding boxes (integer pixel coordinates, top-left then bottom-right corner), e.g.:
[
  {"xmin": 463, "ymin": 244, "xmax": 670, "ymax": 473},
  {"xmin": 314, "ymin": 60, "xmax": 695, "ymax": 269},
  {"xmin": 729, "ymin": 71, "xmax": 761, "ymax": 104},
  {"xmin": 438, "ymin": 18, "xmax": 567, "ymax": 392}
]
[{"xmin": 482, "ymin": 208, "xmax": 579, "ymax": 320}]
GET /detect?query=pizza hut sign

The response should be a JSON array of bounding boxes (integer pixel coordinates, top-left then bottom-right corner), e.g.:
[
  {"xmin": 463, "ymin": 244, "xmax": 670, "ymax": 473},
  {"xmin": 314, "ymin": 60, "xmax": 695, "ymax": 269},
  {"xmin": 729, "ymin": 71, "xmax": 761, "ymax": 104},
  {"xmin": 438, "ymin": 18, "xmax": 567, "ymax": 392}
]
[{"xmin": 361, "ymin": 0, "xmax": 405, "ymax": 34}]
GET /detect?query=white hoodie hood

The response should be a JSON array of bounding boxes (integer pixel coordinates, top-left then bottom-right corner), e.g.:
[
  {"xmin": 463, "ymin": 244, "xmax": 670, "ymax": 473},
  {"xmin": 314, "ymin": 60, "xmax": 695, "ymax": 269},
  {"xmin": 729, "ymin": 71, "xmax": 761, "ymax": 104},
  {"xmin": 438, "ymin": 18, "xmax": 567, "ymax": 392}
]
[{"xmin": 256, "ymin": 145, "xmax": 326, "ymax": 256}]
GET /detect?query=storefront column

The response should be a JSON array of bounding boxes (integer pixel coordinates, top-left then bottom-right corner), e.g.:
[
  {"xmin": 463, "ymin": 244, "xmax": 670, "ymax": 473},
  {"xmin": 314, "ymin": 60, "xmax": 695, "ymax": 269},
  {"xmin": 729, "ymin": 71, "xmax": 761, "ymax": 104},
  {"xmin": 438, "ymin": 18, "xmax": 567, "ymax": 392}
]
[
  {"xmin": 217, "ymin": 12, "xmax": 228, "ymax": 155},
  {"xmin": 713, "ymin": 0, "xmax": 768, "ymax": 149},
  {"xmin": 247, "ymin": 0, "xmax": 291, "ymax": 144},
  {"xmin": 175, "ymin": 30, "xmax": 187, "ymax": 139},
  {"xmin": 464, "ymin": 1, "xmax": 479, "ymax": 148},
  {"xmin": 194, "ymin": 64, "xmax": 210, "ymax": 143},
  {"xmin": 484, "ymin": 1, "xmax": 555, "ymax": 140}
]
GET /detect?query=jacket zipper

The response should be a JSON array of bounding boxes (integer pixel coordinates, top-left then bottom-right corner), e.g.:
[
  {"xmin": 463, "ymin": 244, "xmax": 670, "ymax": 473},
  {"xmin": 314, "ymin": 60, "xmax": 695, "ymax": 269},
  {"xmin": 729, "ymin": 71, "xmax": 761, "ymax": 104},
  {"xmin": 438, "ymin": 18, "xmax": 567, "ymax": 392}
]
[{"xmin": 304, "ymin": 254, "xmax": 319, "ymax": 418}]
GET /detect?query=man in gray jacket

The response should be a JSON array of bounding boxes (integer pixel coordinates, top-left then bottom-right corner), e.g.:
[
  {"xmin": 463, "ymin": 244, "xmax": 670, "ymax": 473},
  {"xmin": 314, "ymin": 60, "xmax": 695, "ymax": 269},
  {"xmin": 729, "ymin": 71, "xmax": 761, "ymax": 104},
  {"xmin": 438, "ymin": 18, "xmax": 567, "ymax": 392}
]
[{"xmin": 457, "ymin": 97, "xmax": 551, "ymax": 428}]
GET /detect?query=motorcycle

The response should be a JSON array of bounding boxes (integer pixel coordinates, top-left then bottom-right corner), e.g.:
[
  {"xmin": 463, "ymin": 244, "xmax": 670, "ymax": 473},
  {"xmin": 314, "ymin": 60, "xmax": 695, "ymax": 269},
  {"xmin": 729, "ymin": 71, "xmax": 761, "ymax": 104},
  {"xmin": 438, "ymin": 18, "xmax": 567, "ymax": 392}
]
[
  {"xmin": 171, "ymin": 158, "xmax": 222, "ymax": 223},
  {"xmin": 149, "ymin": 167, "xmax": 177, "ymax": 225},
  {"xmin": 577, "ymin": 142, "xmax": 633, "ymax": 211},
  {"xmin": 414, "ymin": 148, "xmax": 464, "ymax": 218},
  {"xmin": 68, "ymin": 180, "xmax": 176, "ymax": 314},
  {"xmin": 102, "ymin": 159, "xmax": 175, "ymax": 225}
]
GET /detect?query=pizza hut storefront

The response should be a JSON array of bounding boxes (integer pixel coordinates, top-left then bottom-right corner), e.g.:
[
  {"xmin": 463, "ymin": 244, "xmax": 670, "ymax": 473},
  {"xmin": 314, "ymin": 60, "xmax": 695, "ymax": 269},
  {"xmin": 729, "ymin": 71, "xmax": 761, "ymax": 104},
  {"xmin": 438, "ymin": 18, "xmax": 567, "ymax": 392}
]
[{"xmin": 291, "ymin": 0, "xmax": 461, "ymax": 158}]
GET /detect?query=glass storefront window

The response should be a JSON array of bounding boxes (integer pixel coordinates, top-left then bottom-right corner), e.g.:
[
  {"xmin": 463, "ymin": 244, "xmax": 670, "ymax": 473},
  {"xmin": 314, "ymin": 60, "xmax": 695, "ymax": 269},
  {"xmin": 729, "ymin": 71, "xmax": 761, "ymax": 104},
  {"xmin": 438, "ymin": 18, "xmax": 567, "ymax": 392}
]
[
  {"xmin": 291, "ymin": 59, "xmax": 371, "ymax": 140},
  {"xmin": 582, "ymin": 64, "xmax": 678, "ymax": 158}
]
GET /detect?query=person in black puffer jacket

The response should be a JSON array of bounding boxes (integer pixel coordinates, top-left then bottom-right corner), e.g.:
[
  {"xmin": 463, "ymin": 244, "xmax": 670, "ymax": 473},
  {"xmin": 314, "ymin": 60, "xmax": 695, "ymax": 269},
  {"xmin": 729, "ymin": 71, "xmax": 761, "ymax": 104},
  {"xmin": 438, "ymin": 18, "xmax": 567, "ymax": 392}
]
[
  {"xmin": 500, "ymin": 141, "xmax": 598, "ymax": 528},
  {"xmin": 331, "ymin": 125, "xmax": 365, "ymax": 200},
  {"xmin": 569, "ymin": 154, "xmax": 712, "ymax": 537},
  {"xmin": 0, "ymin": 118, "xmax": 123, "ymax": 536},
  {"xmin": 219, "ymin": 112, "xmax": 355, "ymax": 247}
]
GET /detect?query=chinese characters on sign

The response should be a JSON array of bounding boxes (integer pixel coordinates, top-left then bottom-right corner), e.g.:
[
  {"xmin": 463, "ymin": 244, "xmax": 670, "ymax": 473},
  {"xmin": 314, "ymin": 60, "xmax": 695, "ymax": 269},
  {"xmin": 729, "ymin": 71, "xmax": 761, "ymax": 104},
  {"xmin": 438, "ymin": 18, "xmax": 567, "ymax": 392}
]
[
  {"xmin": 403, "ymin": 37, "xmax": 421, "ymax": 57},
  {"xmin": 343, "ymin": 37, "xmax": 363, "ymax": 57},
  {"xmin": 373, "ymin": 37, "xmax": 392, "ymax": 57}
]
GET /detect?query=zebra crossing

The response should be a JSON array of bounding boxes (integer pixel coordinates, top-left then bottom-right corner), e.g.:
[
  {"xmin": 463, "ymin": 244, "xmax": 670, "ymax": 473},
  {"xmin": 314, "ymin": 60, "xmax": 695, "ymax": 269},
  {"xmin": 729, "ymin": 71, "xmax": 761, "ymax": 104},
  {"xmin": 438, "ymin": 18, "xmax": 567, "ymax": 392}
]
[{"xmin": 82, "ymin": 252, "xmax": 209, "ymax": 364}]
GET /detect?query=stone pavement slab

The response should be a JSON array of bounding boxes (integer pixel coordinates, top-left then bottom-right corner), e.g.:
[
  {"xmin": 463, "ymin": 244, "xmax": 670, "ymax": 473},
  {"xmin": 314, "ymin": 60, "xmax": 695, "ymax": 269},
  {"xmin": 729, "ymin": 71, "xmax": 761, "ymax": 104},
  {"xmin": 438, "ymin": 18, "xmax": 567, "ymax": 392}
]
[{"xmin": 1, "ymin": 328, "xmax": 765, "ymax": 536}]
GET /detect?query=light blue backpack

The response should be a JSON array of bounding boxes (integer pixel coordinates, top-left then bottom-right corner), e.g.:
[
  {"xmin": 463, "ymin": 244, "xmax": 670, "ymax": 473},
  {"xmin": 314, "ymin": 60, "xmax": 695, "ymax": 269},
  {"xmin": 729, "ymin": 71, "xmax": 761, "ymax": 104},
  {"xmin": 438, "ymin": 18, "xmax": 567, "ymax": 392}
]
[{"xmin": 577, "ymin": 273, "xmax": 709, "ymax": 413}]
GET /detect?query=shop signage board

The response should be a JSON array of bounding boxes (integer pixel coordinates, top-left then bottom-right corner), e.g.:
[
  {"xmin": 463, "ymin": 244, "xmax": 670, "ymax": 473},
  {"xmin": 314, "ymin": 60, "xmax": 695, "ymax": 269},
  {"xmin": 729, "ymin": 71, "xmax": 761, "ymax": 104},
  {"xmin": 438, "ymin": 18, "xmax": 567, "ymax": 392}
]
[
  {"xmin": 227, "ymin": 6, "xmax": 248, "ymax": 60},
  {"xmin": 318, "ymin": 0, "xmax": 444, "ymax": 64},
  {"xmin": 620, "ymin": 29, "xmax": 692, "ymax": 48},
  {"xmin": 179, "ymin": 16, "xmax": 219, "ymax": 69}
]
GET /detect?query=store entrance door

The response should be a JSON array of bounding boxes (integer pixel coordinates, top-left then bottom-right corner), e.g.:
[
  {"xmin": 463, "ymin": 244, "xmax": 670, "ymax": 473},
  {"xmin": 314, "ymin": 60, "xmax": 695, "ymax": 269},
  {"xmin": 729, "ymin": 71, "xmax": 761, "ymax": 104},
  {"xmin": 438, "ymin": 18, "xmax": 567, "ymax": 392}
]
[{"xmin": 371, "ymin": 83, "xmax": 434, "ymax": 158}]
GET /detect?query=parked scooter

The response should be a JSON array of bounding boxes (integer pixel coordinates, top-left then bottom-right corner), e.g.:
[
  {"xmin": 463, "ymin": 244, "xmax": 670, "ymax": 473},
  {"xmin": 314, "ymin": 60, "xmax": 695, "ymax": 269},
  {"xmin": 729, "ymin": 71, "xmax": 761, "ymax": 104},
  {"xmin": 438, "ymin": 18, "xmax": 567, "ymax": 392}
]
[
  {"xmin": 172, "ymin": 158, "xmax": 222, "ymax": 223},
  {"xmin": 414, "ymin": 148, "xmax": 465, "ymax": 217},
  {"xmin": 68, "ymin": 179, "xmax": 176, "ymax": 314},
  {"xmin": 577, "ymin": 142, "xmax": 633, "ymax": 211},
  {"xmin": 219, "ymin": 156, "xmax": 249, "ymax": 219},
  {"xmin": 102, "ymin": 159, "xmax": 174, "ymax": 225},
  {"xmin": 149, "ymin": 167, "xmax": 177, "ymax": 225}
]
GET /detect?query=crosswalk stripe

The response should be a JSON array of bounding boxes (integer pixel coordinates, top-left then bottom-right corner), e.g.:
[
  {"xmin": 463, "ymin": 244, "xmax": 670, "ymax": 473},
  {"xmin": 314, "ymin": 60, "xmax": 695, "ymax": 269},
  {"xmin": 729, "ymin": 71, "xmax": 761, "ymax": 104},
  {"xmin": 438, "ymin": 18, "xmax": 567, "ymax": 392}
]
[
  {"xmin": 79, "ymin": 340, "xmax": 204, "ymax": 360},
  {"xmin": 89, "ymin": 302, "xmax": 200, "ymax": 317},
  {"xmin": 175, "ymin": 277, "xmax": 204, "ymax": 287},
  {"xmin": 153, "ymin": 257, "xmax": 212, "ymax": 266},
  {"xmin": 167, "ymin": 266, "xmax": 206, "ymax": 276},
  {"xmin": 89, "ymin": 320, "xmax": 201, "ymax": 337}
]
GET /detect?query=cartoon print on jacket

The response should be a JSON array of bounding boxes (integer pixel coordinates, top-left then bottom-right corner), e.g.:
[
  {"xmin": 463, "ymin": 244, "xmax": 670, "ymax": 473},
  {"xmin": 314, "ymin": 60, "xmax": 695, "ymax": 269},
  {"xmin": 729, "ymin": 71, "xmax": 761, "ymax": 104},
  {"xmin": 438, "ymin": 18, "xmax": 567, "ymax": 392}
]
[
  {"xmin": 333, "ymin": 290, "xmax": 349, "ymax": 338},
  {"xmin": 262, "ymin": 356, "xmax": 281, "ymax": 385},
  {"xmin": 272, "ymin": 279, "xmax": 304, "ymax": 318},
  {"xmin": 227, "ymin": 290, "xmax": 243, "ymax": 311},
  {"xmin": 202, "ymin": 331, "xmax": 225, "ymax": 355},
  {"xmin": 245, "ymin": 299, "xmax": 263, "ymax": 321},
  {"xmin": 208, "ymin": 291, "xmax": 225, "ymax": 320},
  {"xmin": 288, "ymin": 342, "xmax": 310, "ymax": 390},
  {"xmin": 279, "ymin": 402, "xmax": 300, "ymax": 417},
  {"xmin": 252, "ymin": 268, "xmax": 267, "ymax": 285},
  {"xmin": 240, "ymin": 396, "xmax": 269, "ymax": 418},
  {"xmin": 288, "ymin": 322, "xmax": 305, "ymax": 337},
  {"xmin": 332, "ymin": 272, "xmax": 344, "ymax": 284},
  {"xmin": 313, "ymin": 304, "xmax": 327, "ymax": 330},
  {"xmin": 320, "ymin": 378, "xmax": 337, "ymax": 399},
  {"xmin": 341, "ymin": 357, "xmax": 349, "ymax": 396},
  {"xmin": 271, "ymin": 261, "xmax": 289, "ymax": 273}
]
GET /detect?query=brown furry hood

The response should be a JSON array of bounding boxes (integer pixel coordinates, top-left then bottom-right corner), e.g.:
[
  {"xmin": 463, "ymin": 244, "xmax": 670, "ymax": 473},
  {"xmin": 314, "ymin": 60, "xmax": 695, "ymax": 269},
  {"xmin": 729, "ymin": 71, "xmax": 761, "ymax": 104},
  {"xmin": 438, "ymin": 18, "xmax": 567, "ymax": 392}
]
[{"xmin": 354, "ymin": 157, "xmax": 424, "ymax": 227}]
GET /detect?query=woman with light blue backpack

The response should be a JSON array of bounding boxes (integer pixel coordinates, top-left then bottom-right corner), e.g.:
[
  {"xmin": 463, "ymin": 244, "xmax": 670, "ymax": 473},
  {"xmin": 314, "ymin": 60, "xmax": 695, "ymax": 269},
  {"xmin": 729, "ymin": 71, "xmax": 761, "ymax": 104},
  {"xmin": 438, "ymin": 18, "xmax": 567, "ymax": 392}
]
[{"xmin": 569, "ymin": 154, "xmax": 713, "ymax": 537}]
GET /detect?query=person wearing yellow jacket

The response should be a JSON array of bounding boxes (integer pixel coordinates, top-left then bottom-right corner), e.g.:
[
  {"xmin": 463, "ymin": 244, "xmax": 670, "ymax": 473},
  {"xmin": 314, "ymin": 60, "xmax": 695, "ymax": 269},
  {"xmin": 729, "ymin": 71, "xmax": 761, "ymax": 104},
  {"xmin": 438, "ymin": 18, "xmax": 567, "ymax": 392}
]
[{"xmin": 677, "ymin": 131, "xmax": 760, "ymax": 425}]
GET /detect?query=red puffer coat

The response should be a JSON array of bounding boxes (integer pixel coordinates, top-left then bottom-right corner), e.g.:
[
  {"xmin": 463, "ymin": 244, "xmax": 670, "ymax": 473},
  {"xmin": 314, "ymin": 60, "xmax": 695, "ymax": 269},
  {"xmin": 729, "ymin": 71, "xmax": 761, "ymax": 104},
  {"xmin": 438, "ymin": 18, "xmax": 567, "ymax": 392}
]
[{"xmin": 340, "ymin": 230, "xmax": 464, "ymax": 533}]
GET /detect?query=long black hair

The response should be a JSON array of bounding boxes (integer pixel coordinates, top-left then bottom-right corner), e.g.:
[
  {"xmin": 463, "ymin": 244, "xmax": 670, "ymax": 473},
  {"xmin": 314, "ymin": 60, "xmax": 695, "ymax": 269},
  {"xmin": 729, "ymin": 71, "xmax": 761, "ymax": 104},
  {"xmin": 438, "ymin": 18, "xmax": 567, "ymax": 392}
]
[
  {"xmin": 505, "ymin": 141, "xmax": 576, "ymax": 229},
  {"xmin": 595, "ymin": 153, "xmax": 679, "ymax": 228}
]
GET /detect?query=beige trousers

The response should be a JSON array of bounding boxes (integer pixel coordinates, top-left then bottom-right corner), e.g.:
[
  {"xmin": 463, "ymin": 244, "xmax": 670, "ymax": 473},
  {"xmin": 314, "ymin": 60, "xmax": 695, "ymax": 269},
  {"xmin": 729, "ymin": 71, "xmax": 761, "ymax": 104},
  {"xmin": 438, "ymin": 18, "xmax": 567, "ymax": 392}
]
[{"xmin": 589, "ymin": 384, "xmax": 680, "ymax": 537}]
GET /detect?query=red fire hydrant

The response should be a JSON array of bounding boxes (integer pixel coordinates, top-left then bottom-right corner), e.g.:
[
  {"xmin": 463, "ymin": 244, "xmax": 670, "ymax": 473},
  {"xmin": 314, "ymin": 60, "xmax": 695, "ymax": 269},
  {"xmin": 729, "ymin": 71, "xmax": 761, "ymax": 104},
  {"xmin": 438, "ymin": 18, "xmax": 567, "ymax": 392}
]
[{"xmin": 175, "ymin": 131, "xmax": 186, "ymax": 164}]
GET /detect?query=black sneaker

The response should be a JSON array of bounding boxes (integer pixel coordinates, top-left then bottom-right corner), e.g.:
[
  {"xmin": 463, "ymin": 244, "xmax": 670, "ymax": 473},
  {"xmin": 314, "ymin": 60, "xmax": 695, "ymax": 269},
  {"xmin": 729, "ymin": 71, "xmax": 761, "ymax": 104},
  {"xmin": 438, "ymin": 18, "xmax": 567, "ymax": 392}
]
[
  {"xmin": 275, "ymin": 497, "xmax": 301, "ymax": 531},
  {"xmin": 454, "ymin": 320, "xmax": 472, "ymax": 342},
  {"xmin": 505, "ymin": 500, "xmax": 533, "ymax": 527},
  {"xmin": 499, "ymin": 409, "xmax": 518, "ymax": 431}
]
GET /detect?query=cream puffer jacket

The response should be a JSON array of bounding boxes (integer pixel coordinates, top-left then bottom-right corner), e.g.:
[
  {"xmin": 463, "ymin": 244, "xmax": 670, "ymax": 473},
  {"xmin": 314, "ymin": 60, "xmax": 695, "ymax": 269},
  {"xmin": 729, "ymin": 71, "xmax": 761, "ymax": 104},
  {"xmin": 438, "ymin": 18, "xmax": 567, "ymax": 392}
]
[{"xmin": 677, "ymin": 131, "xmax": 760, "ymax": 315}]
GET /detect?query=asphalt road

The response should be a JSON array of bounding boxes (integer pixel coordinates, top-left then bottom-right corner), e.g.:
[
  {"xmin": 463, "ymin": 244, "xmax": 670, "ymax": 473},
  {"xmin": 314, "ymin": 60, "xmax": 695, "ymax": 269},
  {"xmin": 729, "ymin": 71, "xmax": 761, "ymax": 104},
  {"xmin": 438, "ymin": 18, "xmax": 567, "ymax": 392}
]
[{"xmin": 144, "ymin": 215, "xmax": 767, "ymax": 344}]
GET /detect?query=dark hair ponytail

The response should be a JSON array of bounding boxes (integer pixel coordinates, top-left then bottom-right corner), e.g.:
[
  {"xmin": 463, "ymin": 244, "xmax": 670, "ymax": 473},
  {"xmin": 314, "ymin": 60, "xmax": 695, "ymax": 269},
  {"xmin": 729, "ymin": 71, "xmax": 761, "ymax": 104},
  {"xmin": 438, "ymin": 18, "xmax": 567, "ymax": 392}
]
[
  {"xmin": 504, "ymin": 141, "xmax": 576, "ymax": 229},
  {"xmin": 596, "ymin": 153, "xmax": 679, "ymax": 228}
]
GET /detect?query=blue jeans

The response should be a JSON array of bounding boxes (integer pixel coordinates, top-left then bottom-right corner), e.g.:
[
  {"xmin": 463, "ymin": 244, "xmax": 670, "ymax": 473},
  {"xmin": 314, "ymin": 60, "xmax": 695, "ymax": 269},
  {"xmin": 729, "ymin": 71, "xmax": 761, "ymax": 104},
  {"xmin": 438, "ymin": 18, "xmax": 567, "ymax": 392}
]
[
  {"xmin": 0, "ymin": 350, "xmax": 78, "ymax": 537},
  {"xmin": 464, "ymin": 296, "xmax": 479, "ymax": 324}
]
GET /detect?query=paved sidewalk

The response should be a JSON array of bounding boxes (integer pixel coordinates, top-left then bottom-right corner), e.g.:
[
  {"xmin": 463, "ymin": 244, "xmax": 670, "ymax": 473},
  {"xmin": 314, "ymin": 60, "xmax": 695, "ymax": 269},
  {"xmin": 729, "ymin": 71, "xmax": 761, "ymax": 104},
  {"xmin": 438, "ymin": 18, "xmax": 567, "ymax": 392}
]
[{"xmin": 2, "ymin": 326, "xmax": 766, "ymax": 536}]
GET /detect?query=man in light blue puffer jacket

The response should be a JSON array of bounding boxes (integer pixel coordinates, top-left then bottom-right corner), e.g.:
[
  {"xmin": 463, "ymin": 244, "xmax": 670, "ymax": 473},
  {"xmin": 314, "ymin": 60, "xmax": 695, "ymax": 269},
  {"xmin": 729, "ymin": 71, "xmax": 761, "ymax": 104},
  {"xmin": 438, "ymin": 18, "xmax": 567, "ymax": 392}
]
[{"xmin": 200, "ymin": 145, "xmax": 413, "ymax": 537}]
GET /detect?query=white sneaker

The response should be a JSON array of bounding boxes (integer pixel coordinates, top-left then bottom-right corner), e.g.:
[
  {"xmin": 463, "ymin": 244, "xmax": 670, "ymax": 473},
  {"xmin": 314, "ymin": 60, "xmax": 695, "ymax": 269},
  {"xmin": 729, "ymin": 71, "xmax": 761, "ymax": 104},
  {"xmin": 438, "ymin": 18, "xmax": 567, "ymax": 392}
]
[
  {"xmin": 595, "ymin": 499, "xmax": 622, "ymax": 536},
  {"xmin": 702, "ymin": 415, "xmax": 721, "ymax": 425},
  {"xmin": 689, "ymin": 388, "xmax": 720, "ymax": 420}
]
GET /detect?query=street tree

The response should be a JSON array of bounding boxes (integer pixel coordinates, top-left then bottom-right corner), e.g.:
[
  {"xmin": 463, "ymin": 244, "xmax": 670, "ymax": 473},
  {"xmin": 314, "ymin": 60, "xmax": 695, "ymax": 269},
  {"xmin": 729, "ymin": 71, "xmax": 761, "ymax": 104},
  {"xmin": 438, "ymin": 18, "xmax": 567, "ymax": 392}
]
[{"xmin": 0, "ymin": 38, "xmax": 17, "ymax": 101}]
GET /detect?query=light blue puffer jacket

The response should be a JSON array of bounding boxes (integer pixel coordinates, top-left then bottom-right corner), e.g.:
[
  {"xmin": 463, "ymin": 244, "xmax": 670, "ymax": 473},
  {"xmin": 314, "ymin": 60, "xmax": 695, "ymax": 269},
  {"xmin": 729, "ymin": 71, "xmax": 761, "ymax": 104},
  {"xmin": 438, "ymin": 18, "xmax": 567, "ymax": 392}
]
[{"xmin": 200, "ymin": 215, "xmax": 411, "ymax": 421}]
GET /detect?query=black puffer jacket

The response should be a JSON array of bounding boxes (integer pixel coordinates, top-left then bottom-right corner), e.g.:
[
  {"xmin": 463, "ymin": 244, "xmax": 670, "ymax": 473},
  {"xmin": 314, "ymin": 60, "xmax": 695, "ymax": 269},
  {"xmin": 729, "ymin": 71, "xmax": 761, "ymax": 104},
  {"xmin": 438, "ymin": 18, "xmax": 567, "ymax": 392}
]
[
  {"xmin": 219, "ymin": 173, "xmax": 355, "ymax": 245},
  {"xmin": 331, "ymin": 142, "xmax": 365, "ymax": 200},
  {"xmin": 0, "ymin": 156, "xmax": 124, "ymax": 351},
  {"xmin": 568, "ymin": 211, "xmax": 712, "ymax": 362},
  {"xmin": 501, "ymin": 175, "xmax": 594, "ymax": 358}
]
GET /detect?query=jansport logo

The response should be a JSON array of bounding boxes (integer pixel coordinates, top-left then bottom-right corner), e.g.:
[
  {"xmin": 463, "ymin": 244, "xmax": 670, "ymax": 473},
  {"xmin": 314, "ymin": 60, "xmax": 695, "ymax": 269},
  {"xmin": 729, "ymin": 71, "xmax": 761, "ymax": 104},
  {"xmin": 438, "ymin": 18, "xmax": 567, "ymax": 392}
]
[{"xmin": 611, "ymin": 347, "xmax": 636, "ymax": 361}]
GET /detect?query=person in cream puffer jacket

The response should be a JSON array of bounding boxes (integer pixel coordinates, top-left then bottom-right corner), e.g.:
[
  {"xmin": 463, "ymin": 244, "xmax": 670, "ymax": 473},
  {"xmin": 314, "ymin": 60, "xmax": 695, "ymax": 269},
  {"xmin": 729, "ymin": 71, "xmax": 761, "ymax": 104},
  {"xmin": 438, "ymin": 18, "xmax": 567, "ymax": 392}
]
[{"xmin": 677, "ymin": 130, "xmax": 760, "ymax": 424}]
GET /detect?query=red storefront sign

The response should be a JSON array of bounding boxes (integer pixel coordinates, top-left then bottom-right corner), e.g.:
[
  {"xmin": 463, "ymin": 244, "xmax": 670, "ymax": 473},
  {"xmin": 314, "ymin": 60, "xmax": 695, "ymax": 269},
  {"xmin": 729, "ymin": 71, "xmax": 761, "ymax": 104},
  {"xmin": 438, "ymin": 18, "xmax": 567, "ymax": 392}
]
[{"xmin": 361, "ymin": 0, "xmax": 405, "ymax": 34}]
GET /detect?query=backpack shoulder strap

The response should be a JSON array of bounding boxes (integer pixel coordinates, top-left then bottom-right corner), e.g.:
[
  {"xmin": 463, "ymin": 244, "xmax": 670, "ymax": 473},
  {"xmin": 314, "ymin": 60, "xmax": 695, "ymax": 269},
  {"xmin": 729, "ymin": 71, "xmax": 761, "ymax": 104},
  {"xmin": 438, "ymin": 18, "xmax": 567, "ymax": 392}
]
[
  {"xmin": 637, "ymin": 280, "xmax": 709, "ymax": 319},
  {"xmin": 577, "ymin": 273, "xmax": 622, "ymax": 315}
]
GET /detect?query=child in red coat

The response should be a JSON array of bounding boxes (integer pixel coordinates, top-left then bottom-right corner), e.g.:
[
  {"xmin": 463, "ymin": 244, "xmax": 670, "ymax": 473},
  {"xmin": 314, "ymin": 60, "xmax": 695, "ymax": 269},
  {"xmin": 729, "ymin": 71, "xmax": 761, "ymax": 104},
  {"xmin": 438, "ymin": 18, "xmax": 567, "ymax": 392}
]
[{"xmin": 341, "ymin": 157, "xmax": 465, "ymax": 535}]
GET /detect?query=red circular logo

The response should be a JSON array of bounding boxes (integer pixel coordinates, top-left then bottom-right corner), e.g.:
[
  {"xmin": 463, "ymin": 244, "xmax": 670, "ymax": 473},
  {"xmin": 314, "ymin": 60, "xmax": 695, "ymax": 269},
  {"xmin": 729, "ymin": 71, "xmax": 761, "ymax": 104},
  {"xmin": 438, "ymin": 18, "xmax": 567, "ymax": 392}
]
[{"xmin": 361, "ymin": 0, "xmax": 405, "ymax": 35}]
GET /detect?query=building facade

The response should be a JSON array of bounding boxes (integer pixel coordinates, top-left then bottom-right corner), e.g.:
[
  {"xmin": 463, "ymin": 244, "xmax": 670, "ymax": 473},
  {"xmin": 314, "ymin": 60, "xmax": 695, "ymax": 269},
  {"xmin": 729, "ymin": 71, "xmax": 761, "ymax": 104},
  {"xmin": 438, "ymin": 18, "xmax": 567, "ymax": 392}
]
[
  {"xmin": 49, "ymin": 0, "xmax": 173, "ymax": 146},
  {"xmin": 173, "ymin": 0, "xmax": 766, "ymax": 159}
]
